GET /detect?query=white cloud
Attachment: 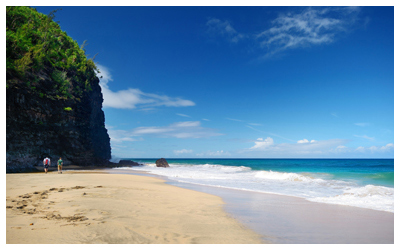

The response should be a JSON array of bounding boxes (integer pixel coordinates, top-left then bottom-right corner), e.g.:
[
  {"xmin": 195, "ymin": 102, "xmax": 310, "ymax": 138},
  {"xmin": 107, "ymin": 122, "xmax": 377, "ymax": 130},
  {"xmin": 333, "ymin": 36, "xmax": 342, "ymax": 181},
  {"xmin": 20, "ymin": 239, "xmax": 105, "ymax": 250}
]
[
  {"xmin": 174, "ymin": 149, "xmax": 193, "ymax": 155},
  {"xmin": 111, "ymin": 121, "xmax": 222, "ymax": 139},
  {"xmin": 107, "ymin": 121, "xmax": 221, "ymax": 146},
  {"xmin": 245, "ymin": 138, "xmax": 349, "ymax": 156},
  {"xmin": 196, "ymin": 150, "xmax": 231, "ymax": 157},
  {"xmin": 354, "ymin": 123, "xmax": 370, "ymax": 127},
  {"xmin": 96, "ymin": 65, "xmax": 195, "ymax": 109},
  {"xmin": 240, "ymin": 135, "xmax": 392, "ymax": 157},
  {"xmin": 206, "ymin": 18, "xmax": 245, "ymax": 43},
  {"xmin": 107, "ymin": 129, "xmax": 144, "ymax": 143},
  {"xmin": 227, "ymin": 118, "xmax": 263, "ymax": 128},
  {"xmin": 174, "ymin": 121, "xmax": 201, "ymax": 127},
  {"xmin": 207, "ymin": 7, "xmax": 361, "ymax": 59},
  {"xmin": 375, "ymin": 143, "xmax": 394, "ymax": 152},
  {"xmin": 250, "ymin": 137, "xmax": 274, "ymax": 150},
  {"xmin": 354, "ymin": 134, "xmax": 374, "ymax": 140},
  {"xmin": 226, "ymin": 118, "xmax": 245, "ymax": 122},
  {"xmin": 131, "ymin": 127, "xmax": 174, "ymax": 135},
  {"xmin": 297, "ymin": 139, "xmax": 317, "ymax": 144},
  {"xmin": 355, "ymin": 143, "xmax": 394, "ymax": 154},
  {"xmin": 329, "ymin": 145, "xmax": 349, "ymax": 154},
  {"xmin": 177, "ymin": 113, "xmax": 191, "ymax": 118},
  {"xmin": 381, "ymin": 143, "xmax": 394, "ymax": 150},
  {"xmin": 355, "ymin": 146, "xmax": 365, "ymax": 153},
  {"xmin": 256, "ymin": 7, "xmax": 361, "ymax": 57},
  {"xmin": 97, "ymin": 64, "xmax": 113, "ymax": 88}
]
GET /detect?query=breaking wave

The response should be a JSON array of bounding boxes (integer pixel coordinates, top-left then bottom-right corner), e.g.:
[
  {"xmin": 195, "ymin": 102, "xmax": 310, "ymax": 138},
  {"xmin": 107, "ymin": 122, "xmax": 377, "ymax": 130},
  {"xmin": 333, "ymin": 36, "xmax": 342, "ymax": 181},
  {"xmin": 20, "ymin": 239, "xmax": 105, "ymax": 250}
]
[{"xmin": 120, "ymin": 163, "xmax": 394, "ymax": 213}]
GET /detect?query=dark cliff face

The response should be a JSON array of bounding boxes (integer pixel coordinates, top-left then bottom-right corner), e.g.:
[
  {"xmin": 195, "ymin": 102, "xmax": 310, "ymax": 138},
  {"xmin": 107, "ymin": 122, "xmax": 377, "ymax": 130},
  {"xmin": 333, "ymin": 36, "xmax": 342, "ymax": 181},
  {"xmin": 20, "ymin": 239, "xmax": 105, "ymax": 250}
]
[
  {"xmin": 6, "ymin": 7, "xmax": 111, "ymax": 172},
  {"xmin": 6, "ymin": 70, "xmax": 111, "ymax": 172}
]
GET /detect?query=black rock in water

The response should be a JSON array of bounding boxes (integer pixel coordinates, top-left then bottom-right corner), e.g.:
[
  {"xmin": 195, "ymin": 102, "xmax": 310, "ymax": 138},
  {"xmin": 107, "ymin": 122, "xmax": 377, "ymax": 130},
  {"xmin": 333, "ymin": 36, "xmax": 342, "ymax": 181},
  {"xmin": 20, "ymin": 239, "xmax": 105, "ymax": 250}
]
[
  {"xmin": 155, "ymin": 158, "xmax": 169, "ymax": 168},
  {"xmin": 118, "ymin": 160, "xmax": 140, "ymax": 166}
]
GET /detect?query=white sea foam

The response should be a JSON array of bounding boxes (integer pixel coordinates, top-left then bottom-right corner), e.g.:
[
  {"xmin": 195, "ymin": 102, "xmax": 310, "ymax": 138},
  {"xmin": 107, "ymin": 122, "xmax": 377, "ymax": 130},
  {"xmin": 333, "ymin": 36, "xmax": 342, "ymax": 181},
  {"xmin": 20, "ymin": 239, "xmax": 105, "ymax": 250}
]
[
  {"xmin": 255, "ymin": 170, "xmax": 319, "ymax": 182},
  {"xmin": 308, "ymin": 185, "xmax": 394, "ymax": 212},
  {"xmin": 123, "ymin": 163, "xmax": 394, "ymax": 213}
]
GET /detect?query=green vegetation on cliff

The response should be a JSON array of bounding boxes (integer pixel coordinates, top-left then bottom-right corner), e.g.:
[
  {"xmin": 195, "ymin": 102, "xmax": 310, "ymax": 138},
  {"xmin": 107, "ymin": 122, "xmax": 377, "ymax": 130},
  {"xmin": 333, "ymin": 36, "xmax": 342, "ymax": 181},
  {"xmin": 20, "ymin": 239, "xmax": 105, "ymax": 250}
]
[{"xmin": 6, "ymin": 6, "xmax": 97, "ymax": 99}]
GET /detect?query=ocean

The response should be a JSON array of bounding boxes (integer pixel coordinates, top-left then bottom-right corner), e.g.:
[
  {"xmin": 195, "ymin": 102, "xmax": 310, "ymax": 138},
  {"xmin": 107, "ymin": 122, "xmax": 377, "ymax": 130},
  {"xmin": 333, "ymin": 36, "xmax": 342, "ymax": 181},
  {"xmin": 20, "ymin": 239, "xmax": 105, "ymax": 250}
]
[{"xmin": 117, "ymin": 158, "xmax": 394, "ymax": 213}]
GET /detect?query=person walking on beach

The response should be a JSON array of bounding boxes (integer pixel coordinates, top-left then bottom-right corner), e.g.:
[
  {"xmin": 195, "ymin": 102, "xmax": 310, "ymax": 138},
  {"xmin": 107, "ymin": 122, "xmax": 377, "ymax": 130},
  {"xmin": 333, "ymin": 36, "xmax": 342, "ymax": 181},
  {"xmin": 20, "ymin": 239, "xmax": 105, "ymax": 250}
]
[
  {"xmin": 58, "ymin": 157, "xmax": 63, "ymax": 174},
  {"xmin": 43, "ymin": 157, "xmax": 50, "ymax": 174}
]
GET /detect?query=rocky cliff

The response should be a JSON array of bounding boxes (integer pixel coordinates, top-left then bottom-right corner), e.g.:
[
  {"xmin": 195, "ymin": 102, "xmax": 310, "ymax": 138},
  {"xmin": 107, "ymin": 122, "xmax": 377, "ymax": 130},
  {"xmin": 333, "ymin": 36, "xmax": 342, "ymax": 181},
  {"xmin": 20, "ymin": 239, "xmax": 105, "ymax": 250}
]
[{"xmin": 6, "ymin": 7, "xmax": 111, "ymax": 172}]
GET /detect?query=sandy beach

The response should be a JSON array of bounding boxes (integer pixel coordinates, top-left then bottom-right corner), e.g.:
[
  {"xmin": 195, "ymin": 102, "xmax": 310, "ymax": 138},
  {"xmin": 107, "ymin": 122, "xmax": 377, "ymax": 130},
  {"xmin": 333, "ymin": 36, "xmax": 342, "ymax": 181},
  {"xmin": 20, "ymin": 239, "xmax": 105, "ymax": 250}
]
[
  {"xmin": 111, "ymin": 169, "xmax": 394, "ymax": 244},
  {"xmin": 6, "ymin": 172, "xmax": 262, "ymax": 244}
]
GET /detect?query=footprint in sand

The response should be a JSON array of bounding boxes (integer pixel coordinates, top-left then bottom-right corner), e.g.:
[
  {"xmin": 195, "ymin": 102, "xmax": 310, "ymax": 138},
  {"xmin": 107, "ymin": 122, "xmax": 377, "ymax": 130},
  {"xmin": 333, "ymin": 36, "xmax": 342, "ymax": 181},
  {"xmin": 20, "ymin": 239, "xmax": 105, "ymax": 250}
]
[{"xmin": 8, "ymin": 185, "xmax": 99, "ymax": 226}]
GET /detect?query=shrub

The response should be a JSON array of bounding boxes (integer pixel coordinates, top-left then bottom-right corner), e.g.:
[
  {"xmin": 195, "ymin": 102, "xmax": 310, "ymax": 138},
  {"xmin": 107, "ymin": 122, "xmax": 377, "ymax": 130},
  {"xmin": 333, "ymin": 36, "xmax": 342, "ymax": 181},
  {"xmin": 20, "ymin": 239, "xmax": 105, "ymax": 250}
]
[{"xmin": 6, "ymin": 6, "xmax": 98, "ymax": 97}]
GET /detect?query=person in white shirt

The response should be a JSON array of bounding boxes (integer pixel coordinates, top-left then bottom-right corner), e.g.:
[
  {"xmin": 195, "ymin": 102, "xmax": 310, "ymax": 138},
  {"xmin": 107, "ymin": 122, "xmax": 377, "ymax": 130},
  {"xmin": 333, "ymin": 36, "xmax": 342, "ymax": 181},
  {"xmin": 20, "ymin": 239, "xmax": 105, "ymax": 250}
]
[{"xmin": 43, "ymin": 157, "xmax": 51, "ymax": 174}]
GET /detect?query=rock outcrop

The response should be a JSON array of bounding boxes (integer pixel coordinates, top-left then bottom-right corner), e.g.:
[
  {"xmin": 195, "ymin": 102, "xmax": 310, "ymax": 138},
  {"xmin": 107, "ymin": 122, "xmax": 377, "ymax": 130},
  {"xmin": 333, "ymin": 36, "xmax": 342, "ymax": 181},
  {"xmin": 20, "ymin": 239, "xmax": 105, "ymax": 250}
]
[
  {"xmin": 117, "ymin": 160, "xmax": 140, "ymax": 167},
  {"xmin": 6, "ymin": 7, "xmax": 111, "ymax": 172},
  {"xmin": 155, "ymin": 158, "xmax": 170, "ymax": 168},
  {"xmin": 6, "ymin": 73, "xmax": 111, "ymax": 172}
]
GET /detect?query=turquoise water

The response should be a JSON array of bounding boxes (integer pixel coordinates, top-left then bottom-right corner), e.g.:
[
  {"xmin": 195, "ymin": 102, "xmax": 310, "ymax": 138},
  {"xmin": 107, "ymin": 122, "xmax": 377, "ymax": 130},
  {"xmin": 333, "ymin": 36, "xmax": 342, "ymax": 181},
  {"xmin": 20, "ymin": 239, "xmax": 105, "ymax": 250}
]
[
  {"xmin": 125, "ymin": 158, "xmax": 394, "ymax": 187},
  {"xmin": 118, "ymin": 158, "xmax": 394, "ymax": 212}
]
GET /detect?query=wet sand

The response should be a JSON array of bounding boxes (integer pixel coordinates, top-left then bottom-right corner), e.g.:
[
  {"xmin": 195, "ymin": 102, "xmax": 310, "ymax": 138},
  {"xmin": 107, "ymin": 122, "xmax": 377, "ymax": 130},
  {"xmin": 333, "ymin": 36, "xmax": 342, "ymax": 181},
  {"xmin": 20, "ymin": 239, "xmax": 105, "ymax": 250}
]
[{"xmin": 173, "ymin": 181, "xmax": 394, "ymax": 243}]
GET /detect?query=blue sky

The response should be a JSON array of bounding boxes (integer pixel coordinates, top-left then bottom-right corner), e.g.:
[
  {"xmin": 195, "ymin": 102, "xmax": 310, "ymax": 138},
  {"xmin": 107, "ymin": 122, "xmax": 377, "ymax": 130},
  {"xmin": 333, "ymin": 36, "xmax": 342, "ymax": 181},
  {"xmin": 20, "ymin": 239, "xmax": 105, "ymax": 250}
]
[{"xmin": 34, "ymin": 6, "xmax": 395, "ymax": 159}]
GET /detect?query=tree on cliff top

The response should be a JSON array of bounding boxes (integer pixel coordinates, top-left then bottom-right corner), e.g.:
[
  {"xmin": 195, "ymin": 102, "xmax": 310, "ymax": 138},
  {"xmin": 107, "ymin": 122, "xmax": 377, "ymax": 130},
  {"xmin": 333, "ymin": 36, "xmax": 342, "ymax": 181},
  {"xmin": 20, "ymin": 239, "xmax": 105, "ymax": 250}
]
[{"xmin": 6, "ymin": 6, "xmax": 98, "ymax": 99}]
